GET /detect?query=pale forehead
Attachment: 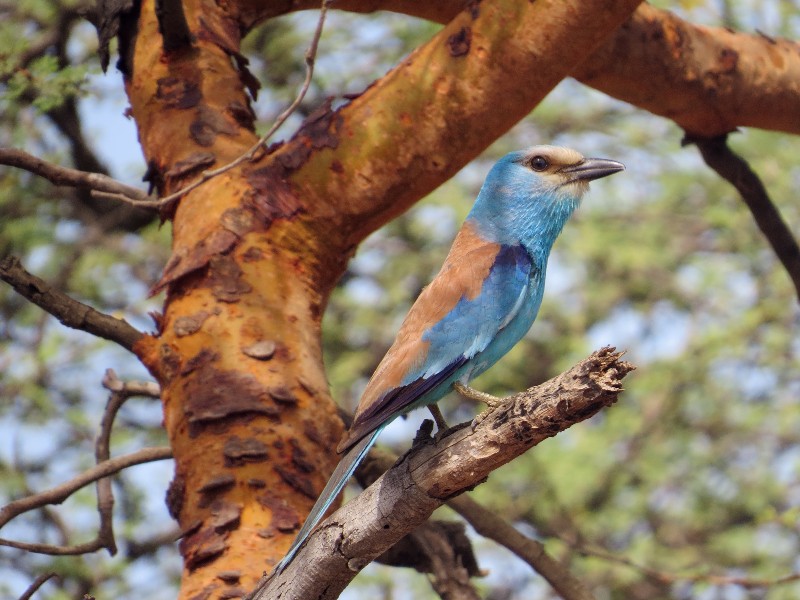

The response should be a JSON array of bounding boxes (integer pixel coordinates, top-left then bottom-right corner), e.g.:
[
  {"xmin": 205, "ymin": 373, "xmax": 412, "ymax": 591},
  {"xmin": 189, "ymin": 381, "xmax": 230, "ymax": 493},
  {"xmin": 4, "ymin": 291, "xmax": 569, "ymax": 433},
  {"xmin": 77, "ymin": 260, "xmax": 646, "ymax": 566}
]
[{"xmin": 522, "ymin": 145, "xmax": 585, "ymax": 166}]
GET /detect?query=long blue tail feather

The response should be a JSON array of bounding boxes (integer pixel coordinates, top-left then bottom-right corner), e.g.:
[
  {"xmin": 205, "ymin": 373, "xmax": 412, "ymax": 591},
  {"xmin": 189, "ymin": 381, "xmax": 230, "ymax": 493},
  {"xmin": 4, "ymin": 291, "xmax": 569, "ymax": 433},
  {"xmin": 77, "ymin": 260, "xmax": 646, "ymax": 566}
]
[{"xmin": 272, "ymin": 426, "xmax": 384, "ymax": 574}]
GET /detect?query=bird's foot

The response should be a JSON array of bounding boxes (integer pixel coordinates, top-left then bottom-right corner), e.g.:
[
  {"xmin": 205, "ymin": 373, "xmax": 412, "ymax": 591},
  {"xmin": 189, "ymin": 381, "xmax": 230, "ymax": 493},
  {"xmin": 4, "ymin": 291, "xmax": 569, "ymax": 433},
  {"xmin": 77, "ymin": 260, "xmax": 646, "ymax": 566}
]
[
  {"xmin": 427, "ymin": 404, "xmax": 449, "ymax": 432},
  {"xmin": 454, "ymin": 382, "xmax": 506, "ymax": 431},
  {"xmin": 453, "ymin": 382, "xmax": 504, "ymax": 408},
  {"xmin": 471, "ymin": 409, "xmax": 493, "ymax": 431},
  {"xmin": 427, "ymin": 404, "xmax": 452, "ymax": 444}
]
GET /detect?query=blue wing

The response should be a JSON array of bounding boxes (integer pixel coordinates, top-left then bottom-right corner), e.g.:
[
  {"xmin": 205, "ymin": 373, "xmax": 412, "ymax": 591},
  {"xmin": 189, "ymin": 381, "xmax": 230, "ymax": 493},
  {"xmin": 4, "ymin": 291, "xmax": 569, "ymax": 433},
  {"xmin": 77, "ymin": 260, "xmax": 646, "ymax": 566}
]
[
  {"xmin": 419, "ymin": 244, "xmax": 534, "ymax": 379},
  {"xmin": 340, "ymin": 243, "xmax": 536, "ymax": 451}
]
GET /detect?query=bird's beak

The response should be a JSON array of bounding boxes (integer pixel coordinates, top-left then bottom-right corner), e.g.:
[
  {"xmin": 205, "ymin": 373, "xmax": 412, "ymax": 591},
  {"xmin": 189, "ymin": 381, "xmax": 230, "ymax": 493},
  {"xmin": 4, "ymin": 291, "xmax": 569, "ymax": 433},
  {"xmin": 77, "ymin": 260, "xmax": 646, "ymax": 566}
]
[{"xmin": 561, "ymin": 158, "xmax": 625, "ymax": 183}]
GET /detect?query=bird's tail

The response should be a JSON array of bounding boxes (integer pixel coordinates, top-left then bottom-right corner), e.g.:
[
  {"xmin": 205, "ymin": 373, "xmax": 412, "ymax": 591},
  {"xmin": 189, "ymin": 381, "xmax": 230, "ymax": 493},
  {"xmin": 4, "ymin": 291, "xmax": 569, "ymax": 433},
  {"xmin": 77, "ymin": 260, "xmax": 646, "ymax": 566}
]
[{"xmin": 273, "ymin": 426, "xmax": 383, "ymax": 574}]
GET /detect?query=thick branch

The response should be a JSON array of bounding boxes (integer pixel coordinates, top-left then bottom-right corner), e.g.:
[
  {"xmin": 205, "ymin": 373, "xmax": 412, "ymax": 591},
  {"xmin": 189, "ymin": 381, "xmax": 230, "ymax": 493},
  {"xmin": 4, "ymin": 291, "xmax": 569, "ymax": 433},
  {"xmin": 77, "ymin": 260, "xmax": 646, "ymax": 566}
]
[
  {"xmin": 0, "ymin": 256, "xmax": 144, "ymax": 352},
  {"xmin": 251, "ymin": 348, "xmax": 633, "ymax": 600},
  {"xmin": 269, "ymin": 0, "xmax": 641, "ymax": 275},
  {"xmin": 573, "ymin": 4, "xmax": 800, "ymax": 137},
  {"xmin": 356, "ymin": 448, "xmax": 594, "ymax": 600},
  {"xmin": 354, "ymin": 452, "xmax": 483, "ymax": 581},
  {"xmin": 688, "ymin": 134, "xmax": 800, "ymax": 303},
  {"xmin": 250, "ymin": 1, "xmax": 800, "ymax": 138}
]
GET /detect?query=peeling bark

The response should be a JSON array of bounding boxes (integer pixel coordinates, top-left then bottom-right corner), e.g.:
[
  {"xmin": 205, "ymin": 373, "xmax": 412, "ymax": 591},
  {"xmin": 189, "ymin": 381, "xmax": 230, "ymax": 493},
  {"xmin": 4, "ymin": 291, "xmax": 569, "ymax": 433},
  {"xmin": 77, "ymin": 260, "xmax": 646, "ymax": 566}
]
[
  {"xmin": 120, "ymin": 0, "xmax": 796, "ymax": 597},
  {"xmin": 245, "ymin": 0, "xmax": 800, "ymax": 137}
]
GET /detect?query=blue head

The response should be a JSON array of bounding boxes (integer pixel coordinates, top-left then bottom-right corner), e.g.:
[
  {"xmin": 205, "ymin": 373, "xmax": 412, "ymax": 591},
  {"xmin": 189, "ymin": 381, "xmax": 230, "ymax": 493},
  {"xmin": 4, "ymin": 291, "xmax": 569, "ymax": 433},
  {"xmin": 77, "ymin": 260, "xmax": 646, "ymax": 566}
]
[{"xmin": 468, "ymin": 145, "xmax": 624, "ymax": 257}]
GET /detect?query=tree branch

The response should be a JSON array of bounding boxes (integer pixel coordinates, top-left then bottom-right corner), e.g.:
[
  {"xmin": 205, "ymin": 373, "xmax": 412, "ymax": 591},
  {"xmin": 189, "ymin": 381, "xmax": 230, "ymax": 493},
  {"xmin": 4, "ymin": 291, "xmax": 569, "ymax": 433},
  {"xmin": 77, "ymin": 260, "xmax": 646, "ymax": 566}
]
[
  {"xmin": 156, "ymin": 0, "xmax": 332, "ymax": 207},
  {"xmin": 572, "ymin": 542, "xmax": 800, "ymax": 590},
  {"xmin": 0, "ymin": 256, "xmax": 144, "ymax": 352},
  {"xmin": 267, "ymin": 0, "xmax": 642, "ymax": 271},
  {"xmin": 92, "ymin": 369, "xmax": 148, "ymax": 557},
  {"xmin": 686, "ymin": 134, "xmax": 800, "ymax": 303},
  {"xmin": 102, "ymin": 369, "xmax": 161, "ymax": 398},
  {"xmin": 17, "ymin": 572, "xmax": 59, "ymax": 600},
  {"xmin": 448, "ymin": 495, "xmax": 597, "ymax": 600},
  {"xmin": 356, "ymin": 445, "xmax": 595, "ymax": 599},
  {"xmin": 0, "ymin": 447, "xmax": 172, "ymax": 531},
  {"xmin": 125, "ymin": 527, "xmax": 182, "ymax": 559},
  {"xmin": 252, "ymin": 1, "xmax": 800, "ymax": 137},
  {"xmin": 0, "ymin": 148, "xmax": 155, "ymax": 207},
  {"xmin": 408, "ymin": 524, "xmax": 482, "ymax": 600},
  {"xmin": 250, "ymin": 348, "xmax": 633, "ymax": 600}
]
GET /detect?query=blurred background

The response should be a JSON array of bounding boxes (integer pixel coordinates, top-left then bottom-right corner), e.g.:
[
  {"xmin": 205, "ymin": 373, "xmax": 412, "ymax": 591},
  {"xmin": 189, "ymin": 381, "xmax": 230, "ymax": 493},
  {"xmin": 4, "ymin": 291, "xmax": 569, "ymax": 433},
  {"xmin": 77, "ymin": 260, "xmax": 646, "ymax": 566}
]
[{"xmin": 1, "ymin": 1, "xmax": 799, "ymax": 598}]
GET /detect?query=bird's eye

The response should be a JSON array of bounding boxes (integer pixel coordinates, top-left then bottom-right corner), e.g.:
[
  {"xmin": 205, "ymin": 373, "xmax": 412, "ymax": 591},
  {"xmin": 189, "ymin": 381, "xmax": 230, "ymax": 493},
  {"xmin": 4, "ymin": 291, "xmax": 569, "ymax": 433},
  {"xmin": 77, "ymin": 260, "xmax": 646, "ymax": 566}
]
[{"xmin": 529, "ymin": 156, "xmax": 549, "ymax": 171}]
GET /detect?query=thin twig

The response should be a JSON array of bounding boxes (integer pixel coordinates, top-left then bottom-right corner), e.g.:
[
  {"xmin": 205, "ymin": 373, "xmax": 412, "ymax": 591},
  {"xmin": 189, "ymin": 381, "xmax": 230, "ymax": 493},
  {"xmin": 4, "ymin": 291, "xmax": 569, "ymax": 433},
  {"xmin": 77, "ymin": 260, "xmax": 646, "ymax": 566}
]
[
  {"xmin": 687, "ymin": 134, "xmax": 800, "ymax": 302},
  {"xmin": 102, "ymin": 369, "xmax": 161, "ymax": 398},
  {"xmin": 83, "ymin": 371, "xmax": 161, "ymax": 557},
  {"xmin": 0, "ymin": 447, "xmax": 173, "ymax": 531},
  {"xmin": 573, "ymin": 543, "xmax": 800, "ymax": 590},
  {"xmin": 17, "ymin": 572, "xmax": 59, "ymax": 600},
  {"xmin": 125, "ymin": 527, "xmax": 182, "ymax": 559},
  {"xmin": 0, "ymin": 441, "xmax": 172, "ymax": 556},
  {"xmin": 157, "ymin": 0, "xmax": 333, "ymax": 206},
  {"xmin": 94, "ymin": 374, "xmax": 127, "ymax": 556},
  {"xmin": 0, "ymin": 256, "xmax": 143, "ymax": 352},
  {"xmin": 448, "ymin": 496, "xmax": 598, "ymax": 600},
  {"xmin": 0, "ymin": 148, "xmax": 155, "ymax": 206}
]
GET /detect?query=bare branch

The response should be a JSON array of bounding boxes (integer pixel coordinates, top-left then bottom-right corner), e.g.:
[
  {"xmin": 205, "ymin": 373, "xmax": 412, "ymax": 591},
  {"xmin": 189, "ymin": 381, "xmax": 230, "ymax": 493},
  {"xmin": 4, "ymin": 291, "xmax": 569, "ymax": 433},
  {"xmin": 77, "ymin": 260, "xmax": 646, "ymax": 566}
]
[
  {"xmin": 0, "ymin": 447, "xmax": 173, "ymax": 531},
  {"xmin": 262, "ymin": 1, "xmax": 800, "ymax": 137},
  {"xmin": 250, "ymin": 348, "xmax": 633, "ymax": 600},
  {"xmin": 375, "ymin": 520, "xmax": 481, "ymax": 577},
  {"xmin": 17, "ymin": 572, "xmax": 59, "ymax": 600},
  {"xmin": 448, "ymin": 495, "xmax": 597, "ymax": 600},
  {"xmin": 0, "ymin": 256, "xmax": 144, "ymax": 352},
  {"xmin": 0, "ymin": 148, "xmax": 155, "ymax": 207},
  {"xmin": 409, "ymin": 525, "xmax": 482, "ymax": 600},
  {"xmin": 353, "ymin": 449, "xmax": 483, "ymax": 582},
  {"xmin": 125, "ymin": 527, "xmax": 182, "ymax": 559},
  {"xmin": 93, "ymin": 372, "xmax": 135, "ymax": 556},
  {"xmin": 357, "ymin": 438, "xmax": 597, "ymax": 600},
  {"xmin": 157, "ymin": 0, "xmax": 332, "ymax": 206},
  {"xmin": 686, "ymin": 134, "xmax": 800, "ymax": 303},
  {"xmin": 573, "ymin": 543, "xmax": 800, "ymax": 590},
  {"xmin": 356, "ymin": 442, "xmax": 591, "ymax": 598},
  {"xmin": 48, "ymin": 372, "xmax": 161, "ymax": 558},
  {"xmin": 102, "ymin": 369, "xmax": 161, "ymax": 398}
]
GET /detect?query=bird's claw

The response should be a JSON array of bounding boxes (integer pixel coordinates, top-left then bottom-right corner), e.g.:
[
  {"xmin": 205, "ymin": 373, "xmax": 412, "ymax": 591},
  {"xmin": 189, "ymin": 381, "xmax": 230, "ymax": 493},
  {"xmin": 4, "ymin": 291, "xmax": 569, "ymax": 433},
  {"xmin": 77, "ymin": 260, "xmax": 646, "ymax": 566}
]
[
  {"xmin": 471, "ymin": 407, "xmax": 495, "ymax": 431},
  {"xmin": 454, "ymin": 381, "xmax": 504, "ymax": 407}
]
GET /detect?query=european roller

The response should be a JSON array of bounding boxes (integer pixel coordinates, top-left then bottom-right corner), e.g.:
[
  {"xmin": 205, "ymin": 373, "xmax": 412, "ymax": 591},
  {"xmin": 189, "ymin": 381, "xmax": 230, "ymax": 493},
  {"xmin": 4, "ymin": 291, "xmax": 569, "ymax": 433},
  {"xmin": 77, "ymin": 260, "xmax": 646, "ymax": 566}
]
[{"xmin": 275, "ymin": 145, "xmax": 624, "ymax": 572}]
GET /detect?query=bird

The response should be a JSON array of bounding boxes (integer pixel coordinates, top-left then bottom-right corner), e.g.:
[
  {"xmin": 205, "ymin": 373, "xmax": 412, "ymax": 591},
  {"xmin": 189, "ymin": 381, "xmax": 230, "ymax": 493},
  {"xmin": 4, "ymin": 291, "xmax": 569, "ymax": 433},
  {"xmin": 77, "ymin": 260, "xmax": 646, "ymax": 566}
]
[{"xmin": 274, "ymin": 145, "xmax": 624, "ymax": 573}]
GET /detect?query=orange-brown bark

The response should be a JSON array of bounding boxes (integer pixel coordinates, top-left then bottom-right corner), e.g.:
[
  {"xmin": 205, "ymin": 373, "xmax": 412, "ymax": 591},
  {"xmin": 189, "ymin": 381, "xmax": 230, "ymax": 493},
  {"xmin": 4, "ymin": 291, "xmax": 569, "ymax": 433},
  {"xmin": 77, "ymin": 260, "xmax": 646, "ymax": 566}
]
[
  {"xmin": 121, "ymin": 0, "xmax": 795, "ymax": 597},
  {"xmin": 127, "ymin": 1, "xmax": 345, "ymax": 597},
  {"xmin": 246, "ymin": 0, "xmax": 800, "ymax": 137},
  {"xmin": 272, "ymin": 0, "xmax": 643, "ymax": 256},
  {"xmin": 573, "ymin": 3, "xmax": 800, "ymax": 136},
  {"xmin": 127, "ymin": 0, "xmax": 639, "ymax": 596}
]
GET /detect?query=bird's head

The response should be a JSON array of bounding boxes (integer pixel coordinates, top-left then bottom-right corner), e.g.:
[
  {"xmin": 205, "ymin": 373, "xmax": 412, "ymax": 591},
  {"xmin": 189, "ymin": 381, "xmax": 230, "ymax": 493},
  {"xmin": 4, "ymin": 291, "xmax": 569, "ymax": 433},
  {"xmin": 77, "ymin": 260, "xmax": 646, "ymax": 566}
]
[{"xmin": 469, "ymin": 145, "xmax": 624, "ymax": 252}]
